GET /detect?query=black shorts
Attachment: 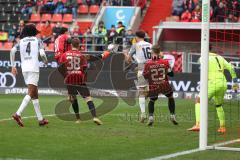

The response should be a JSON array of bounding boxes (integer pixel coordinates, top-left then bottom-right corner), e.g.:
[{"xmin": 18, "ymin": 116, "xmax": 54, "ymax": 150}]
[{"xmin": 67, "ymin": 84, "xmax": 90, "ymax": 98}]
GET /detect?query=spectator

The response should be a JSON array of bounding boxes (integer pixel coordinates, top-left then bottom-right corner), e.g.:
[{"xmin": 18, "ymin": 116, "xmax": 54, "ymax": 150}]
[
  {"xmin": 191, "ymin": 5, "xmax": 201, "ymax": 22},
  {"xmin": 181, "ymin": 9, "xmax": 192, "ymax": 22},
  {"xmin": 53, "ymin": 22, "xmax": 62, "ymax": 39},
  {"xmin": 124, "ymin": 28, "xmax": 135, "ymax": 49},
  {"xmin": 8, "ymin": 24, "xmax": 17, "ymax": 42},
  {"xmin": 16, "ymin": 20, "xmax": 25, "ymax": 39},
  {"xmin": 137, "ymin": 0, "xmax": 147, "ymax": 16},
  {"xmin": 116, "ymin": 21, "xmax": 125, "ymax": 51},
  {"xmin": 94, "ymin": 21, "xmax": 107, "ymax": 51},
  {"xmin": 41, "ymin": 0, "xmax": 55, "ymax": 13},
  {"xmin": 123, "ymin": 0, "xmax": 132, "ymax": 6},
  {"xmin": 21, "ymin": 0, "xmax": 35, "ymax": 15},
  {"xmin": 40, "ymin": 20, "xmax": 52, "ymax": 42},
  {"xmin": 214, "ymin": 2, "xmax": 226, "ymax": 22},
  {"xmin": 84, "ymin": 27, "xmax": 93, "ymax": 51},
  {"xmin": 36, "ymin": 0, "xmax": 44, "ymax": 13},
  {"xmin": 184, "ymin": 0, "xmax": 195, "ymax": 12},
  {"xmin": 107, "ymin": 25, "xmax": 118, "ymax": 44},
  {"xmin": 112, "ymin": 0, "xmax": 121, "ymax": 6},
  {"xmin": 63, "ymin": 0, "xmax": 78, "ymax": 19},
  {"xmin": 172, "ymin": 0, "xmax": 185, "ymax": 16},
  {"xmin": 54, "ymin": 0, "xmax": 65, "ymax": 14}
]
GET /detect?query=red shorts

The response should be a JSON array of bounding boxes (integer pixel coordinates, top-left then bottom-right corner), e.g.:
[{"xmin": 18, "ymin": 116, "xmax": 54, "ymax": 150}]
[{"xmin": 148, "ymin": 81, "xmax": 173, "ymax": 98}]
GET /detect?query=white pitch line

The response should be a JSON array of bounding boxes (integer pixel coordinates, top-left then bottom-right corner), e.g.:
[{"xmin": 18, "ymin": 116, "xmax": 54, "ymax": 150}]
[
  {"xmin": 148, "ymin": 138, "xmax": 240, "ymax": 160},
  {"xmin": 147, "ymin": 148, "xmax": 201, "ymax": 160}
]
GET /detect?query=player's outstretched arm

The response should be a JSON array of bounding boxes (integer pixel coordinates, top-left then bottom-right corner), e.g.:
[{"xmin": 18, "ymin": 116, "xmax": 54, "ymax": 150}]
[
  {"xmin": 10, "ymin": 44, "xmax": 18, "ymax": 76},
  {"xmin": 40, "ymin": 49, "xmax": 48, "ymax": 65}
]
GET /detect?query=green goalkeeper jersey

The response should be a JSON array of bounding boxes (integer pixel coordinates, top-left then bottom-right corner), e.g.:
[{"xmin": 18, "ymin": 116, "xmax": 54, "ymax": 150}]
[{"xmin": 208, "ymin": 52, "xmax": 236, "ymax": 84}]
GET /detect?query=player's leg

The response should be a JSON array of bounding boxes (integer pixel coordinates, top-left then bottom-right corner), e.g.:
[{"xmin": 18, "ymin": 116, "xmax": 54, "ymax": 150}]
[
  {"xmin": 213, "ymin": 85, "xmax": 227, "ymax": 133},
  {"xmin": 147, "ymin": 96, "xmax": 158, "ymax": 126},
  {"xmin": 67, "ymin": 85, "xmax": 81, "ymax": 123},
  {"xmin": 28, "ymin": 72, "xmax": 48, "ymax": 126},
  {"xmin": 79, "ymin": 85, "xmax": 102, "ymax": 125},
  {"xmin": 12, "ymin": 72, "xmax": 32, "ymax": 127},
  {"xmin": 165, "ymin": 92, "xmax": 178, "ymax": 125},
  {"xmin": 139, "ymin": 88, "xmax": 148, "ymax": 123},
  {"xmin": 188, "ymin": 86, "xmax": 215, "ymax": 131},
  {"xmin": 136, "ymin": 71, "xmax": 148, "ymax": 123}
]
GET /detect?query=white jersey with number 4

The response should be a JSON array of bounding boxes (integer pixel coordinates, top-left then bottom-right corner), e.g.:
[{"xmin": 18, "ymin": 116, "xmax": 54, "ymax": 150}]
[{"xmin": 17, "ymin": 37, "xmax": 44, "ymax": 73}]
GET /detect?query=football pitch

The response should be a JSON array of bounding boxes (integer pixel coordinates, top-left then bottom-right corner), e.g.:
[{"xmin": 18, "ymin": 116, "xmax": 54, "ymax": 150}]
[{"xmin": 0, "ymin": 94, "xmax": 240, "ymax": 160}]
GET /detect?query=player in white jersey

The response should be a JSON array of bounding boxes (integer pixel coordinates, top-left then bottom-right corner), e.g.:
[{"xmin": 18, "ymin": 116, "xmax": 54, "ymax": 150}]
[
  {"xmin": 10, "ymin": 24, "xmax": 49, "ymax": 127},
  {"xmin": 124, "ymin": 30, "xmax": 152, "ymax": 123}
]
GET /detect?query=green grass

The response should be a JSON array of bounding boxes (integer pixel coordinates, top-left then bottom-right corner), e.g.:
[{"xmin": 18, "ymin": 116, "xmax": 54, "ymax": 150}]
[{"xmin": 0, "ymin": 94, "xmax": 239, "ymax": 160}]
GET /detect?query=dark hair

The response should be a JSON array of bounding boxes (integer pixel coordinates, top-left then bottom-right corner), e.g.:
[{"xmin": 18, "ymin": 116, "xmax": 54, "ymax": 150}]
[
  {"xmin": 118, "ymin": 21, "xmax": 123, "ymax": 25},
  {"xmin": 60, "ymin": 27, "xmax": 68, "ymax": 34},
  {"xmin": 71, "ymin": 37, "xmax": 80, "ymax": 48},
  {"xmin": 151, "ymin": 44, "xmax": 161, "ymax": 54},
  {"xmin": 20, "ymin": 24, "xmax": 38, "ymax": 39},
  {"xmin": 135, "ymin": 30, "xmax": 145, "ymax": 39}
]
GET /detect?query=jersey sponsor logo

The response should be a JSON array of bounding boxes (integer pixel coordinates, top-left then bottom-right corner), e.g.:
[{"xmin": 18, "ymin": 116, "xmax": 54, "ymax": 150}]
[{"xmin": 0, "ymin": 72, "xmax": 16, "ymax": 88}]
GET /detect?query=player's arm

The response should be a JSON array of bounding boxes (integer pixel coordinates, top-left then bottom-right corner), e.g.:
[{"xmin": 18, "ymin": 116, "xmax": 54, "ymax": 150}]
[
  {"xmin": 10, "ymin": 43, "xmax": 19, "ymax": 76},
  {"xmin": 222, "ymin": 56, "xmax": 238, "ymax": 90},
  {"xmin": 166, "ymin": 61, "xmax": 174, "ymax": 77},
  {"xmin": 85, "ymin": 44, "xmax": 118, "ymax": 62},
  {"xmin": 38, "ymin": 39, "xmax": 48, "ymax": 65},
  {"xmin": 124, "ymin": 44, "xmax": 136, "ymax": 64},
  {"xmin": 143, "ymin": 63, "xmax": 150, "ymax": 79}
]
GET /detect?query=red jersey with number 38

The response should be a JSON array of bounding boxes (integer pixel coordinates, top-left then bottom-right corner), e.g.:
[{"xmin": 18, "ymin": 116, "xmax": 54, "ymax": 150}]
[
  {"xmin": 143, "ymin": 59, "xmax": 171, "ymax": 91},
  {"xmin": 59, "ymin": 50, "xmax": 87, "ymax": 85}
]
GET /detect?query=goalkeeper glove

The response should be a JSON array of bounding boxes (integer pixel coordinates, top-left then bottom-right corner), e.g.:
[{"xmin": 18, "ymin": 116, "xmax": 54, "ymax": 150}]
[{"xmin": 232, "ymin": 78, "xmax": 239, "ymax": 91}]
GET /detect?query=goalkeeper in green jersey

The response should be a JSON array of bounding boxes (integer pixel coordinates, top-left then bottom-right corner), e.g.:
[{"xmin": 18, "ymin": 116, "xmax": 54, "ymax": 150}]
[{"xmin": 188, "ymin": 50, "xmax": 238, "ymax": 134}]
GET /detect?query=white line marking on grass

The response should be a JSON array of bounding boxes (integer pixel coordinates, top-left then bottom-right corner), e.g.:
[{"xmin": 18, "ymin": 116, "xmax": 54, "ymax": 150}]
[
  {"xmin": 148, "ymin": 139, "xmax": 240, "ymax": 160},
  {"xmin": 147, "ymin": 148, "xmax": 201, "ymax": 160}
]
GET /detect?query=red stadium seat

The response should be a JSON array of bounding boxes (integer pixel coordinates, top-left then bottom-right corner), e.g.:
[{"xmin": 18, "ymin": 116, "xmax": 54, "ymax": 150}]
[
  {"xmin": 29, "ymin": 14, "xmax": 41, "ymax": 22},
  {"xmin": 89, "ymin": 5, "xmax": 99, "ymax": 14},
  {"xmin": 52, "ymin": 14, "xmax": 62, "ymax": 22},
  {"xmin": 62, "ymin": 23, "xmax": 69, "ymax": 28},
  {"xmin": 62, "ymin": 14, "xmax": 73, "ymax": 23},
  {"xmin": 3, "ymin": 42, "xmax": 13, "ymax": 50},
  {"xmin": 41, "ymin": 14, "xmax": 52, "ymax": 22},
  {"xmin": 0, "ymin": 42, "xmax": 3, "ymax": 49},
  {"xmin": 78, "ymin": 5, "xmax": 88, "ymax": 14}
]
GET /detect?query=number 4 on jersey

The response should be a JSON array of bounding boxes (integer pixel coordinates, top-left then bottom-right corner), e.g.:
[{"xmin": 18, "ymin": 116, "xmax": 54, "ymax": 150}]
[{"xmin": 26, "ymin": 42, "xmax": 31, "ymax": 56}]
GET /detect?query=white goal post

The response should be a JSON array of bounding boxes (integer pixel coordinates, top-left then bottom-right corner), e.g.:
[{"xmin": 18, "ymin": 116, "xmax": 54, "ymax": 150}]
[{"xmin": 199, "ymin": 0, "xmax": 210, "ymax": 150}]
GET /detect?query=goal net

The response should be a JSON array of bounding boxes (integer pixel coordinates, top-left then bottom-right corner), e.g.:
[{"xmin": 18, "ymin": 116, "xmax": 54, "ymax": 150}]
[{"xmin": 200, "ymin": 0, "xmax": 240, "ymax": 151}]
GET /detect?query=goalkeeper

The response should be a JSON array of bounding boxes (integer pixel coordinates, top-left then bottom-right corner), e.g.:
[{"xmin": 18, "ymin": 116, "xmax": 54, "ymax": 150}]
[{"xmin": 188, "ymin": 48, "xmax": 238, "ymax": 134}]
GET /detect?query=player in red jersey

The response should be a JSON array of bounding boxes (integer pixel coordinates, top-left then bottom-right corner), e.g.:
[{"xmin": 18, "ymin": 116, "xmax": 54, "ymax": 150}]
[
  {"xmin": 59, "ymin": 38, "xmax": 108, "ymax": 125},
  {"xmin": 143, "ymin": 45, "xmax": 178, "ymax": 126},
  {"xmin": 54, "ymin": 27, "xmax": 72, "ymax": 63}
]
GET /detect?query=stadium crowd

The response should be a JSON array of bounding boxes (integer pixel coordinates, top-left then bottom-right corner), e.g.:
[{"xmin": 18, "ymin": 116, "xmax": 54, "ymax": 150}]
[{"xmin": 172, "ymin": 0, "xmax": 240, "ymax": 22}]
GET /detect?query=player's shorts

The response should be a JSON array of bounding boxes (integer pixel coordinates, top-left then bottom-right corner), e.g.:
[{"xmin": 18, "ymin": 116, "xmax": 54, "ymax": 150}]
[
  {"xmin": 67, "ymin": 84, "xmax": 90, "ymax": 98},
  {"xmin": 148, "ymin": 81, "xmax": 173, "ymax": 98},
  {"xmin": 22, "ymin": 72, "xmax": 39, "ymax": 86},
  {"xmin": 208, "ymin": 82, "xmax": 227, "ymax": 106},
  {"xmin": 135, "ymin": 70, "xmax": 148, "ymax": 89}
]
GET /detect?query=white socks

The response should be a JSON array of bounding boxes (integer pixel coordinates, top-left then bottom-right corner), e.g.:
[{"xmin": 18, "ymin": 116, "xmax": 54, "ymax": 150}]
[
  {"xmin": 32, "ymin": 99, "xmax": 43, "ymax": 121},
  {"xmin": 16, "ymin": 95, "xmax": 31, "ymax": 116},
  {"xmin": 139, "ymin": 96, "xmax": 145, "ymax": 114}
]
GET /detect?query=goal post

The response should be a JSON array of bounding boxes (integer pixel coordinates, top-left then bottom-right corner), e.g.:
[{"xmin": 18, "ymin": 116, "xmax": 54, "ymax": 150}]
[{"xmin": 199, "ymin": 0, "xmax": 210, "ymax": 150}]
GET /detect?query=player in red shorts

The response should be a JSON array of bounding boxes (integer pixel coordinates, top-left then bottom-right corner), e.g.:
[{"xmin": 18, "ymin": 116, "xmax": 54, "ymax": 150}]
[{"xmin": 143, "ymin": 45, "xmax": 178, "ymax": 126}]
